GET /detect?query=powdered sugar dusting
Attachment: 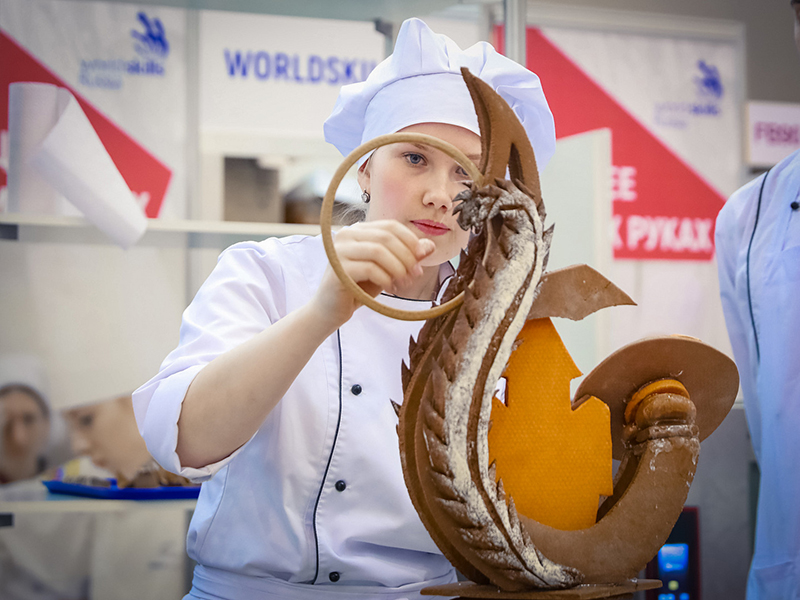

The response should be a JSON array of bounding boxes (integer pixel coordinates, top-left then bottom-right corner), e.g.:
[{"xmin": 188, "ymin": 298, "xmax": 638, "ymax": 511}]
[{"xmin": 423, "ymin": 186, "xmax": 579, "ymax": 587}]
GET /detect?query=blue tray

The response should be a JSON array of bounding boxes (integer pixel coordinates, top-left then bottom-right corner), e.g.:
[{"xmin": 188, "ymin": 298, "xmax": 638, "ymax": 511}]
[{"xmin": 44, "ymin": 479, "xmax": 200, "ymax": 500}]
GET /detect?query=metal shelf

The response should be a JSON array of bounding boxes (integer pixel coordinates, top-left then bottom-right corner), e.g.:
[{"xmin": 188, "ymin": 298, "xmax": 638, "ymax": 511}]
[
  {"xmin": 0, "ymin": 213, "xmax": 322, "ymax": 247},
  {"xmin": 86, "ymin": 0, "xmax": 490, "ymax": 23},
  {"xmin": 0, "ymin": 212, "xmax": 319, "ymax": 236},
  {"xmin": 1, "ymin": 497, "xmax": 197, "ymax": 514}
]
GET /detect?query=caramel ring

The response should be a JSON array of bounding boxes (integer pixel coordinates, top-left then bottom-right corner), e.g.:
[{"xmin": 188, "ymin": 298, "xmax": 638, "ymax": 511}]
[
  {"xmin": 320, "ymin": 132, "xmax": 484, "ymax": 321},
  {"xmin": 625, "ymin": 378, "xmax": 689, "ymax": 424}
]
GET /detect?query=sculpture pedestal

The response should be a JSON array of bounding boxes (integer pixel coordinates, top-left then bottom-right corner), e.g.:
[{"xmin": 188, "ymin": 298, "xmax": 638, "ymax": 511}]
[{"xmin": 422, "ymin": 579, "xmax": 662, "ymax": 599}]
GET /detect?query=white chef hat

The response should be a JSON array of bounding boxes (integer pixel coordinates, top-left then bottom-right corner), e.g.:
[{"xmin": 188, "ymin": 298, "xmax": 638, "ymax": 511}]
[
  {"xmin": 324, "ymin": 18, "xmax": 556, "ymax": 170},
  {"xmin": 0, "ymin": 353, "xmax": 50, "ymax": 416}
]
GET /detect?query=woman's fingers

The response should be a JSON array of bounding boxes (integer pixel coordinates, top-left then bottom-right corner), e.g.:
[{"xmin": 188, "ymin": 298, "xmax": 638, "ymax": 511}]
[
  {"xmin": 335, "ymin": 221, "xmax": 432, "ymax": 288},
  {"xmin": 416, "ymin": 238, "xmax": 436, "ymax": 260},
  {"xmin": 339, "ymin": 241, "xmax": 415, "ymax": 283},
  {"xmin": 344, "ymin": 222, "xmax": 420, "ymax": 266},
  {"xmin": 341, "ymin": 259, "xmax": 395, "ymax": 293},
  {"xmin": 311, "ymin": 220, "xmax": 439, "ymax": 328}
]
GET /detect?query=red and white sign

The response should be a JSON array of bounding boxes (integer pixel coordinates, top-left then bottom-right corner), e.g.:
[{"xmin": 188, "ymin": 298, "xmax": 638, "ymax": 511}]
[
  {"xmin": 497, "ymin": 25, "xmax": 741, "ymax": 261},
  {"xmin": 747, "ymin": 101, "xmax": 800, "ymax": 168},
  {"xmin": 0, "ymin": 0, "xmax": 186, "ymax": 218},
  {"xmin": 0, "ymin": 31, "xmax": 171, "ymax": 219}
]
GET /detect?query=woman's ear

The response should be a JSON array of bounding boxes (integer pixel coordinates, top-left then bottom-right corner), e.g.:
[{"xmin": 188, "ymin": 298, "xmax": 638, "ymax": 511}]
[{"xmin": 356, "ymin": 155, "xmax": 371, "ymax": 192}]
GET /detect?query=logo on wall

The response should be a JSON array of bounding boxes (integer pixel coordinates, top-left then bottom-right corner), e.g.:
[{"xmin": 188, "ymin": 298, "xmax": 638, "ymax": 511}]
[
  {"xmin": 654, "ymin": 60, "xmax": 724, "ymax": 129},
  {"xmin": 131, "ymin": 12, "xmax": 169, "ymax": 59},
  {"xmin": 78, "ymin": 11, "xmax": 169, "ymax": 90},
  {"xmin": 694, "ymin": 60, "xmax": 723, "ymax": 99}
]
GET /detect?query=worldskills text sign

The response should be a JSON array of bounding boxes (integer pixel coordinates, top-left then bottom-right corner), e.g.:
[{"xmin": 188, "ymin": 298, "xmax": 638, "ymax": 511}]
[
  {"xmin": 499, "ymin": 26, "xmax": 741, "ymax": 261},
  {"xmin": 200, "ymin": 12, "xmax": 383, "ymax": 139},
  {"xmin": 223, "ymin": 50, "xmax": 376, "ymax": 86}
]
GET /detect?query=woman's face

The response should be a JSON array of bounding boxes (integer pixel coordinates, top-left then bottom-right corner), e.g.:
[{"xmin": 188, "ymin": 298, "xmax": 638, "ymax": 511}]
[
  {"xmin": 65, "ymin": 396, "xmax": 151, "ymax": 480},
  {"xmin": 0, "ymin": 388, "xmax": 50, "ymax": 480},
  {"xmin": 358, "ymin": 122, "xmax": 481, "ymax": 266}
]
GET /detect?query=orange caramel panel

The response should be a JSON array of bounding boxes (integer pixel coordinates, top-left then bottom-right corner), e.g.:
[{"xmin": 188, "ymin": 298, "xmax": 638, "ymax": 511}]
[{"xmin": 488, "ymin": 318, "xmax": 613, "ymax": 530}]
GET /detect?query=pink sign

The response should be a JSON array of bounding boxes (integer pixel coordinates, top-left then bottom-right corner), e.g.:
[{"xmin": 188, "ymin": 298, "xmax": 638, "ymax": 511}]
[{"xmin": 748, "ymin": 101, "xmax": 800, "ymax": 168}]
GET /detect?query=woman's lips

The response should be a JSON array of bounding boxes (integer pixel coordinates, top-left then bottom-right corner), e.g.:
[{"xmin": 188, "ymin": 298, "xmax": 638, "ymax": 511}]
[{"xmin": 412, "ymin": 220, "xmax": 450, "ymax": 237}]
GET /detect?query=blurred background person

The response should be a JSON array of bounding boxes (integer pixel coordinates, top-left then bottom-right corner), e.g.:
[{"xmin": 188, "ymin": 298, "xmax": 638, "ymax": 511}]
[
  {"xmin": 63, "ymin": 392, "xmax": 190, "ymax": 487},
  {"xmin": 63, "ymin": 393, "xmax": 157, "ymax": 485},
  {"xmin": 716, "ymin": 3, "xmax": 800, "ymax": 598},
  {"xmin": 1, "ymin": 377, "xmax": 193, "ymax": 600},
  {"xmin": 56, "ymin": 388, "xmax": 193, "ymax": 599},
  {"xmin": 0, "ymin": 383, "xmax": 49, "ymax": 484},
  {"xmin": 0, "ymin": 354, "xmax": 71, "ymax": 484}
]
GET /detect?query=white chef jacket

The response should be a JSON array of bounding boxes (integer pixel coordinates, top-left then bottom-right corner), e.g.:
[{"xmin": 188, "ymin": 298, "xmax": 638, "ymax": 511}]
[
  {"xmin": 716, "ymin": 149, "xmax": 800, "ymax": 600},
  {"xmin": 133, "ymin": 234, "xmax": 458, "ymax": 600}
]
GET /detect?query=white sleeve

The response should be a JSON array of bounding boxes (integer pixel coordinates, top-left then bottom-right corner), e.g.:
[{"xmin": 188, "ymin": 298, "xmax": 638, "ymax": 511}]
[
  {"xmin": 132, "ymin": 241, "xmax": 288, "ymax": 482},
  {"xmin": 715, "ymin": 179, "xmax": 762, "ymax": 461}
]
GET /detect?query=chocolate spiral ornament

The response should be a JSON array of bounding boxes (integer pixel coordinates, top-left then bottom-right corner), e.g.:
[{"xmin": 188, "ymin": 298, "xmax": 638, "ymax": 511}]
[{"xmin": 322, "ymin": 68, "xmax": 739, "ymax": 598}]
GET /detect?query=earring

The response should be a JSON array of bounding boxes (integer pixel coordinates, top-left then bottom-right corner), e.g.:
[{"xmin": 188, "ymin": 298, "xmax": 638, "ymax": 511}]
[{"xmin": 361, "ymin": 190, "xmax": 371, "ymax": 203}]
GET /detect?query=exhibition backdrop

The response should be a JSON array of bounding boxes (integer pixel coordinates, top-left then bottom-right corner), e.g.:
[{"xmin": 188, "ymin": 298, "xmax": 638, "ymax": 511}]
[
  {"xmin": 0, "ymin": 0, "xmax": 189, "ymax": 409},
  {"xmin": 500, "ymin": 24, "xmax": 742, "ymax": 261},
  {"xmin": 503, "ymin": 23, "xmax": 743, "ymax": 354},
  {"xmin": 0, "ymin": 2, "xmax": 744, "ymax": 401}
]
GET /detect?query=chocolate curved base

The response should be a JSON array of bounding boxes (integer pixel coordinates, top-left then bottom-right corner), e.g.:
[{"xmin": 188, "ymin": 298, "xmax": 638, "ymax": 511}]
[
  {"xmin": 521, "ymin": 431, "xmax": 699, "ymax": 584},
  {"xmin": 421, "ymin": 579, "xmax": 662, "ymax": 598}
]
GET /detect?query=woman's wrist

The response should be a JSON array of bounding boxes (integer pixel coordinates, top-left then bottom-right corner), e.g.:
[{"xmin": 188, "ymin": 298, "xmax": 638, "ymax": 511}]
[{"xmin": 297, "ymin": 297, "xmax": 348, "ymax": 339}]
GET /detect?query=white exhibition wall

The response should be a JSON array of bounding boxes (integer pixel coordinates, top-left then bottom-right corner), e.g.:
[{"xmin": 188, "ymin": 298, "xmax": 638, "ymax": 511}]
[
  {"xmin": 0, "ymin": 0, "xmax": 744, "ymax": 443},
  {"xmin": 0, "ymin": 4, "xmax": 754, "ymax": 599}
]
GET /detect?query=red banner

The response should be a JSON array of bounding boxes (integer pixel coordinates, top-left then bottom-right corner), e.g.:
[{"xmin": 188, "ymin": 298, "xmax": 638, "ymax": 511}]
[
  {"xmin": 0, "ymin": 30, "xmax": 171, "ymax": 218},
  {"xmin": 497, "ymin": 26, "xmax": 724, "ymax": 261}
]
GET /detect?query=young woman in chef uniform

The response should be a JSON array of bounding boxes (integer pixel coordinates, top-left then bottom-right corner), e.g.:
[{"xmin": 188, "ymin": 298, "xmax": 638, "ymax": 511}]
[{"xmin": 134, "ymin": 18, "xmax": 555, "ymax": 600}]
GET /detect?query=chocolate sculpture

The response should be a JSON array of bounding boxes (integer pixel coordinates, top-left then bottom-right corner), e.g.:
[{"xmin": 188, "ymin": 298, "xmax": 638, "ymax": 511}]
[{"xmin": 321, "ymin": 68, "xmax": 738, "ymax": 599}]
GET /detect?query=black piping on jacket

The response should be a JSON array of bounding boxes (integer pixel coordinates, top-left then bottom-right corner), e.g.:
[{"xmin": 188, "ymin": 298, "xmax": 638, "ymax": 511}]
[{"xmin": 310, "ymin": 330, "xmax": 344, "ymax": 583}]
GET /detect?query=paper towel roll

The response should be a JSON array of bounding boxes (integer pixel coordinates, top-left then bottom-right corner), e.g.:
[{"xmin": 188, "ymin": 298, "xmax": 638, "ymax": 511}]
[
  {"xmin": 7, "ymin": 82, "xmax": 147, "ymax": 248},
  {"xmin": 7, "ymin": 82, "xmax": 79, "ymax": 216}
]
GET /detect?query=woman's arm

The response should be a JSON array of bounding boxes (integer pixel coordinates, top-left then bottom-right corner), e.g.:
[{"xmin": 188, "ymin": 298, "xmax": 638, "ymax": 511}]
[{"xmin": 175, "ymin": 221, "xmax": 435, "ymax": 468}]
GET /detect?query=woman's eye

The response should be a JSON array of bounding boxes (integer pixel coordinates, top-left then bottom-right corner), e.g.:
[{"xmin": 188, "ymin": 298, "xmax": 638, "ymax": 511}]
[
  {"xmin": 79, "ymin": 415, "xmax": 94, "ymax": 428},
  {"xmin": 455, "ymin": 167, "xmax": 472, "ymax": 186},
  {"xmin": 404, "ymin": 152, "xmax": 425, "ymax": 166}
]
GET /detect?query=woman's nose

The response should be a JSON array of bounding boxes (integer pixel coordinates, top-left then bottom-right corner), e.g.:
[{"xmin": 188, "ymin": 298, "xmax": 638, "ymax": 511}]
[{"xmin": 423, "ymin": 173, "xmax": 456, "ymax": 212}]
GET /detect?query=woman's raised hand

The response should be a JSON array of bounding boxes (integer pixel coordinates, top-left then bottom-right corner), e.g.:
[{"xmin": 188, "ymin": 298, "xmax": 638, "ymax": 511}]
[
  {"xmin": 312, "ymin": 220, "xmax": 436, "ymax": 329},
  {"xmin": 179, "ymin": 222, "xmax": 434, "ymax": 467}
]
